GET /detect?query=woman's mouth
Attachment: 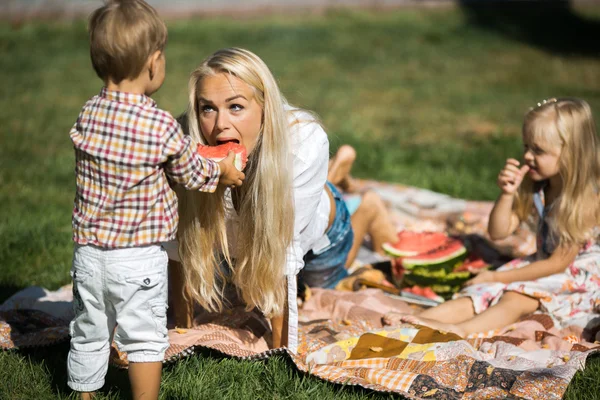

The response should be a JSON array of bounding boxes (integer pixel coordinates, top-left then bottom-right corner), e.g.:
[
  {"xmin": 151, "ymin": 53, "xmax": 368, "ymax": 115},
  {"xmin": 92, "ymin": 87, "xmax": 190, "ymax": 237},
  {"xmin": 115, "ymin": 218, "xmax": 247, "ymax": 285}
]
[{"xmin": 216, "ymin": 138, "xmax": 240, "ymax": 145}]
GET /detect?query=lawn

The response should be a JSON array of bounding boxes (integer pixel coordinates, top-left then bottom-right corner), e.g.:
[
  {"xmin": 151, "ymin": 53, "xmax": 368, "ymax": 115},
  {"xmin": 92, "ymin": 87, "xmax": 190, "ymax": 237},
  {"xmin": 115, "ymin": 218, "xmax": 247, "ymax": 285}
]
[{"xmin": 1, "ymin": 4, "xmax": 600, "ymax": 399}]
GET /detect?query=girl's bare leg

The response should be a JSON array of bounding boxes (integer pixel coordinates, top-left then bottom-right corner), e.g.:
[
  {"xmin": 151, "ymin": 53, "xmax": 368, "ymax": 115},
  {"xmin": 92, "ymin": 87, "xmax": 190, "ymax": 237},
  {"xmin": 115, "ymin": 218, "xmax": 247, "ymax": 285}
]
[
  {"xmin": 388, "ymin": 292, "xmax": 539, "ymax": 337},
  {"xmin": 328, "ymin": 145, "xmax": 358, "ymax": 193},
  {"xmin": 456, "ymin": 291, "xmax": 539, "ymax": 336},
  {"xmin": 383, "ymin": 297, "xmax": 475, "ymax": 325}
]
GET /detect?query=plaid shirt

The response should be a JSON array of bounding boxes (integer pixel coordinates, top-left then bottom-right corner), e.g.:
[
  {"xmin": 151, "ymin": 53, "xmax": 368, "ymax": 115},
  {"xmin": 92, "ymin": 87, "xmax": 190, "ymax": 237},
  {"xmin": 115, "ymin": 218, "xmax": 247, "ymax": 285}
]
[{"xmin": 70, "ymin": 88, "xmax": 220, "ymax": 248}]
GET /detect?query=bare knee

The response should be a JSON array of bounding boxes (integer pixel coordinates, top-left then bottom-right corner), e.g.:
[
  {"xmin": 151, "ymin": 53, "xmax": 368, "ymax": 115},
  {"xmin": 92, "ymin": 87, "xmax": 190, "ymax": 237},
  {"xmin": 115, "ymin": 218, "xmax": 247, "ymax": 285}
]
[
  {"xmin": 337, "ymin": 145, "xmax": 356, "ymax": 163},
  {"xmin": 361, "ymin": 191, "xmax": 386, "ymax": 209},
  {"xmin": 355, "ymin": 191, "xmax": 383, "ymax": 220},
  {"xmin": 499, "ymin": 291, "xmax": 539, "ymax": 316}
]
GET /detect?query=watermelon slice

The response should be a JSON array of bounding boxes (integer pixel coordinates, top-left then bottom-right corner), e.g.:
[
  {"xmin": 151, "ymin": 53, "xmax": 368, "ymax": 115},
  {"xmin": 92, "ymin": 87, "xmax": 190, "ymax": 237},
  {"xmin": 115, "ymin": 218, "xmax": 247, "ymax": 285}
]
[
  {"xmin": 197, "ymin": 142, "xmax": 248, "ymax": 171},
  {"xmin": 402, "ymin": 286, "xmax": 445, "ymax": 303},
  {"xmin": 454, "ymin": 257, "xmax": 489, "ymax": 273},
  {"xmin": 403, "ymin": 268, "xmax": 471, "ymax": 287},
  {"xmin": 396, "ymin": 237, "xmax": 467, "ymax": 273},
  {"xmin": 382, "ymin": 231, "xmax": 449, "ymax": 257}
]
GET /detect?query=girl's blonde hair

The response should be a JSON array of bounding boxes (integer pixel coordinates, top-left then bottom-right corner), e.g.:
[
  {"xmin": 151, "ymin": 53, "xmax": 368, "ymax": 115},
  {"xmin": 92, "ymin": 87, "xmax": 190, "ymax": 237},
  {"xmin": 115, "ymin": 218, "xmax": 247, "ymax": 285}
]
[
  {"xmin": 177, "ymin": 48, "xmax": 294, "ymax": 316},
  {"xmin": 514, "ymin": 97, "xmax": 600, "ymax": 246}
]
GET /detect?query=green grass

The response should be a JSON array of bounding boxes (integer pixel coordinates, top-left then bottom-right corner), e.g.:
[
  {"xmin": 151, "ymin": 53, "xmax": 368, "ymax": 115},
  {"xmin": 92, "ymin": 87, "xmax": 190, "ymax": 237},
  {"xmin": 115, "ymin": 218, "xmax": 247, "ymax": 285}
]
[{"xmin": 1, "ymin": 4, "xmax": 600, "ymax": 399}]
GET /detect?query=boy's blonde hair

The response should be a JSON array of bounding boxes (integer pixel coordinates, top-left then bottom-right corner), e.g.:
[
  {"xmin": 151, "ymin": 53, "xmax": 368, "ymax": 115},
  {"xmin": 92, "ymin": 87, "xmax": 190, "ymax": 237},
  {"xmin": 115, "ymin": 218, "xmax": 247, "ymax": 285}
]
[
  {"xmin": 514, "ymin": 97, "xmax": 600, "ymax": 246},
  {"xmin": 177, "ymin": 48, "xmax": 294, "ymax": 316},
  {"xmin": 88, "ymin": 0, "xmax": 167, "ymax": 83}
]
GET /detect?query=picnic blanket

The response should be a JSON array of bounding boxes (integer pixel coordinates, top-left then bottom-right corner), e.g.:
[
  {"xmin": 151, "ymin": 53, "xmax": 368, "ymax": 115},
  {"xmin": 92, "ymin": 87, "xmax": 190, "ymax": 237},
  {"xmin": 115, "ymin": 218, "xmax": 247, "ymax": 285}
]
[{"xmin": 2, "ymin": 180, "xmax": 599, "ymax": 399}]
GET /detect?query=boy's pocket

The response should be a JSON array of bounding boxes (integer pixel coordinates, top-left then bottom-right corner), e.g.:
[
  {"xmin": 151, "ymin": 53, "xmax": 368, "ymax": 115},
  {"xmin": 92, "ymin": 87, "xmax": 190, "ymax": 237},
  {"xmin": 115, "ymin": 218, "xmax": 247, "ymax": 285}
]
[
  {"xmin": 124, "ymin": 271, "xmax": 163, "ymax": 290},
  {"xmin": 148, "ymin": 298, "xmax": 168, "ymax": 338}
]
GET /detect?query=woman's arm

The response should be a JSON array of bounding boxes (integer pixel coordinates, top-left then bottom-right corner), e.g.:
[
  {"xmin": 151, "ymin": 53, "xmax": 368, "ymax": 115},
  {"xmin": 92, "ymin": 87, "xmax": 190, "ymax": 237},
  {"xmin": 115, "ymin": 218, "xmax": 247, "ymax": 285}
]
[
  {"xmin": 466, "ymin": 243, "xmax": 580, "ymax": 286},
  {"xmin": 168, "ymin": 259, "xmax": 194, "ymax": 328},
  {"xmin": 270, "ymin": 278, "xmax": 289, "ymax": 349}
]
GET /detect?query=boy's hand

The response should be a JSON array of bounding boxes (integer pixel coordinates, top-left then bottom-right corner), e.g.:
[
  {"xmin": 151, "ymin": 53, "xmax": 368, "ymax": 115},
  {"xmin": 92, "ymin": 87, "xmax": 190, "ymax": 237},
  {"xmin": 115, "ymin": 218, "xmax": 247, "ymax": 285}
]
[
  {"xmin": 497, "ymin": 158, "xmax": 530, "ymax": 195},
  {"xmin": 218, "ymin": 151, "xmax": 245, "ymax": 187}
]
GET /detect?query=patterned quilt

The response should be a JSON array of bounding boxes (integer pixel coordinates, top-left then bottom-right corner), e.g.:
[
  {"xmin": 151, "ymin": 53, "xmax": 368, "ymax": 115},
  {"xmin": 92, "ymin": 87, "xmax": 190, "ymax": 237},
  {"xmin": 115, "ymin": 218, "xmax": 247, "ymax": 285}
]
[{"xmin": 1, "ymin": 181, "xmax": 599, "ymax": 399}]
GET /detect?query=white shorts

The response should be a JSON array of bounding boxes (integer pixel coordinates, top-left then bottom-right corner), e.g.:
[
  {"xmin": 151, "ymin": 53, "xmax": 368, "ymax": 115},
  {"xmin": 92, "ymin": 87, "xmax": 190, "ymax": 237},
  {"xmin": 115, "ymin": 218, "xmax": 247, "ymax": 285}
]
[{"xmin": 67, "ymin": 244, "xmax": 169, "ymax": 392}]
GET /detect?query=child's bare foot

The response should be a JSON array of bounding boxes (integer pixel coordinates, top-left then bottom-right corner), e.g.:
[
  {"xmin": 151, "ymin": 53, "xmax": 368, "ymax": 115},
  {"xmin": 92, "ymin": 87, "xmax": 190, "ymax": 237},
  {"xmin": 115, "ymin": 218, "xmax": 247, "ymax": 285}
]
[
  {"xmin": 382, "ymin": 312, "xmax": 411, "ymax": 326},
  {"xmin": 404, "ymin": 315, "xmax": 465, "ymax": 337},
  {"xmin": 383, "ymin": 313, "xmax": 465, "ymax": 337}
]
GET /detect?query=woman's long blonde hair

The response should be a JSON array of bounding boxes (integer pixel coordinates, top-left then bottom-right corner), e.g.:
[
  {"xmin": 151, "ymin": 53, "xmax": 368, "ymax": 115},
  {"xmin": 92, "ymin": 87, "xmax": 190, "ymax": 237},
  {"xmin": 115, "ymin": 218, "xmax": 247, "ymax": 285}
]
[
  {"xmin": 177, "ymin": 48, "xmax": 294, "ymax": 316},
  {"xmin": 514, "ymin": 98, "xmax": 600, "ymax": 246}
]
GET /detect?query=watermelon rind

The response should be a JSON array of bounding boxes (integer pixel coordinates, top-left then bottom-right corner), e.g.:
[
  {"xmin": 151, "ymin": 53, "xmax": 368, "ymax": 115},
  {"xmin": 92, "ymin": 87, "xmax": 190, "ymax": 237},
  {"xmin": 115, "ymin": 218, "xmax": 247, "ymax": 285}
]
[
  {"xmin": 403, "ymin": 269, "xmax": 471, "ymax": 288},
  {"xmin": 401, "ymin": 244, "xmax": 467, "ymax": 270},
  {"xmin": 402, "ymin": 278, "xmax": 461, "ymax": 298},
  {"xmin": 382, "ymin": 231, "xmax": 448, "ymax": 258},
  {"xmin": 381, "ymin": 243, "xmax": 420, "ymax": 257}
]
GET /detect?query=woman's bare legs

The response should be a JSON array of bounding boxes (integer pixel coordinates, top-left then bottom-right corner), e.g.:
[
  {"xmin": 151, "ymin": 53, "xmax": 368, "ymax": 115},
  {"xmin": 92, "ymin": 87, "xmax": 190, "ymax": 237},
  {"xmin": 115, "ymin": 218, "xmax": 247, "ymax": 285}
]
[
  {"xmin": 346, "ymin": 191, "xmax": 398, "ymax": 267},
  {"xmin": 328, "ymin": 145, "xmax": 358, "ymax": 193}
]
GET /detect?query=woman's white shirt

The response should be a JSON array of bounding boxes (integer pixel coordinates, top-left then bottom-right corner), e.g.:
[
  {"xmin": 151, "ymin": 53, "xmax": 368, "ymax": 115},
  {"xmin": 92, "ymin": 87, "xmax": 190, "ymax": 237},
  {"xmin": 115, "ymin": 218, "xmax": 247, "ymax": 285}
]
[{"xmin": 283, "ymin": 109, "xmax": 331, "ymax": 276}]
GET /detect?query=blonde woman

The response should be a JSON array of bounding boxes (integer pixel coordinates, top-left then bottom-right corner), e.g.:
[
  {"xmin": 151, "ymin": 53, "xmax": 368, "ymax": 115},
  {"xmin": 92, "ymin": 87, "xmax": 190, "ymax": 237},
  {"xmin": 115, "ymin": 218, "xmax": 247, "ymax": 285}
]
[
  {"xmin": 167, "ymin": 48, "xmax": 358, "ymax": 352},
  {"xmin": 385, "ymin": 98, "xmax": 600, "ymax": 336}
]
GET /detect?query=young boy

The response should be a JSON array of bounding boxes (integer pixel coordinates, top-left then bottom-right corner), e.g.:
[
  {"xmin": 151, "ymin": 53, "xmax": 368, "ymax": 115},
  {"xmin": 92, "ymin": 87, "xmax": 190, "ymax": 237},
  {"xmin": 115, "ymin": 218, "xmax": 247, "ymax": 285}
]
[{"xmin": 67, "ymin": 1, "xmax": 244, "ymax": 398}]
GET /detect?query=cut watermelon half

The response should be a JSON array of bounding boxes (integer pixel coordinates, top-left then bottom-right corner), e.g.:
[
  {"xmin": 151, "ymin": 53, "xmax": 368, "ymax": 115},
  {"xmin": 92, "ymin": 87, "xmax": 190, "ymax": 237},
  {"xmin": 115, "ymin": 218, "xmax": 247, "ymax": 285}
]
[
  {"xmin": 197, "ymin": 142, "xmax": 248, "ymax": 171},
  {"xmin": 382, "ymin": 231, "xmax": 449, "ymax": 257}
]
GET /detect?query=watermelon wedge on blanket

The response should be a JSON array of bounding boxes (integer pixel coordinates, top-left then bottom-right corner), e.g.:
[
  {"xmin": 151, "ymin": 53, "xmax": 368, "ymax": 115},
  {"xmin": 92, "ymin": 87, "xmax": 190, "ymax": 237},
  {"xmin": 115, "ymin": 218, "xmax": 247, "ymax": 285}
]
[
  {"xmin": 197, "ymin": 142, "xmax": 248, "ymax": 171},
  {"xmin": 384, "ymin": 231, "xmax": 470, "ymax": 299},
  {"xmin": 382, "ymin": 231, "xmax": 448, "ymax": 257},
  {"xmin": 454, "ymin": 256, "xmax": 489, "ymax": 273}
]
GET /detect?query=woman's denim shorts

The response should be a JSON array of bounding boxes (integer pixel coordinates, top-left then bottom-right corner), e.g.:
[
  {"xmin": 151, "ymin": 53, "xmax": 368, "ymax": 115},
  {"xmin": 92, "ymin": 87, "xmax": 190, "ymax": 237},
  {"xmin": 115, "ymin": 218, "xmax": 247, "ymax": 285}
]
[{"xmin": 299, "ymin": 182, "xmax": 354, "ymax": 288}]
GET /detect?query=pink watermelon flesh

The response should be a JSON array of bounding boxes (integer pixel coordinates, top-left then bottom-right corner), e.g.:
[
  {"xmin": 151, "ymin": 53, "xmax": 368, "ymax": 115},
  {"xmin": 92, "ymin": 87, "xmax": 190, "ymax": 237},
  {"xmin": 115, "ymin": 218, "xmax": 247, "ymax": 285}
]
[
  {"xmin": 400, "ymin": 238, "xmax": 466, "ymax": 269},
  {"xmin": 454, "ymin": 257, "xmax": 489, "ymax": 272},
  {"xmin": 382, "ymin": 231, "xmax": 449, "ymax": 257},
  {"xmin": 197, "ymin": 142, "xmax": 248, "ymax": 171}
]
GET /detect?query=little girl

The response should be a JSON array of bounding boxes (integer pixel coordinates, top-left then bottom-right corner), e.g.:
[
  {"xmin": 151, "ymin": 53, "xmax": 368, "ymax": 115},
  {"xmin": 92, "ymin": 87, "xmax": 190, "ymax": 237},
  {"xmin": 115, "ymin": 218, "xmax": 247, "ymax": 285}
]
[{"xmin": 385, "ymin": 98, "xmax": 600, "ymax": 336}]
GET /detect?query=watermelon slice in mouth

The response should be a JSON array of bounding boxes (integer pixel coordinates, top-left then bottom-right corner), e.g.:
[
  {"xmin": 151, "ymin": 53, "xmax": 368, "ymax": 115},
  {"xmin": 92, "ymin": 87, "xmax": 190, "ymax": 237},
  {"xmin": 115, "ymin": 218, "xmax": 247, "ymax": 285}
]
[{"xmin": 197, "ymin": 141, "xmax": 248, "ymax": 171}]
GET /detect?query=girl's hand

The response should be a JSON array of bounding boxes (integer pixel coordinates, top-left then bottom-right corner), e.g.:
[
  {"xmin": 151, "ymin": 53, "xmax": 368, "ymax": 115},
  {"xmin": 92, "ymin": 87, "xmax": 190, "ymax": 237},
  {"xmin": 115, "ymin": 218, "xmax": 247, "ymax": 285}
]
[
  {"xmin": 497, "ymin": 158, "xmax": 530, "ymax": 195},
  {"xmin": 464, "ymin": 270, "xmax": 498, "ymax": 286}
]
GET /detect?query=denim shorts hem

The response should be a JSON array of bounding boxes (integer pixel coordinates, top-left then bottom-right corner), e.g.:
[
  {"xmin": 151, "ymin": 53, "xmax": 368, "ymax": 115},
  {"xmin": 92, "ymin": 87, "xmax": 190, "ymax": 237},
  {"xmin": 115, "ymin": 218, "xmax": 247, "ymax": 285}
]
[{"xmin": 302, "ymin": 182, "xmax": 354, "ymax": 288}]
